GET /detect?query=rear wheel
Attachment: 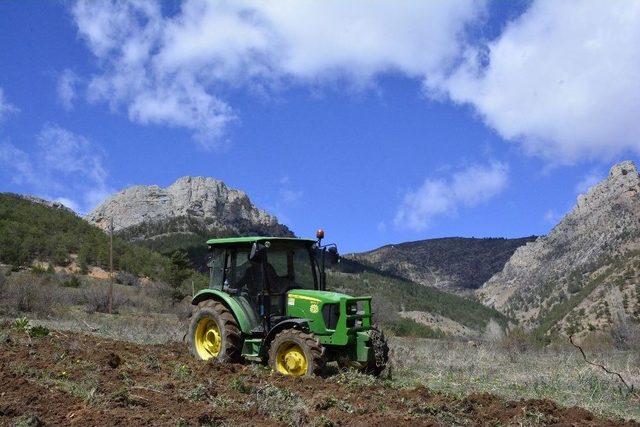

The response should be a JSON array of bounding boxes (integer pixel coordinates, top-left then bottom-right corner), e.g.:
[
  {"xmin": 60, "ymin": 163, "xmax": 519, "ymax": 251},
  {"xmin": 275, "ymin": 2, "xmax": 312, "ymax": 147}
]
[
  {"xmin": 189, "ymin": 300, "xmax": 242, "ymax": 362},
  {"xmin": 268, "ymin": 329, "xmax": 325, "ymax": 377}
]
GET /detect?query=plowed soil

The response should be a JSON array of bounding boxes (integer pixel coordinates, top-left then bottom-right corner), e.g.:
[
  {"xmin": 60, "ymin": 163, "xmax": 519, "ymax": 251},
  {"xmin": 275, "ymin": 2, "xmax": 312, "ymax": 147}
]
[{"xmin": 1, "ymin": 326, "xmax": 637, "ymax": 426}]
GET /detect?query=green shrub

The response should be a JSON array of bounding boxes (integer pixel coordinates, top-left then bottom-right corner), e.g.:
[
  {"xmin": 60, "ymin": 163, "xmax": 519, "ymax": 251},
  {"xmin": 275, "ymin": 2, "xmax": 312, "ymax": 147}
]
[
  {"xmin": 387, "ymin": 317, "xmax": 445, "ymax": 339},
  {"xmin": 30, "ymin": 265, "xmax": 47, "ymax": 275},
  {"xmin": 61, "ymin": 276, "xmax": 81, "ymax": 288},
  {"xmin": 13, "ymin": 316, "xmax": 30, "ymax": 331},
  {"xmin": 29, "ymin": 325, "xmax": 50, "ymax": 338}
]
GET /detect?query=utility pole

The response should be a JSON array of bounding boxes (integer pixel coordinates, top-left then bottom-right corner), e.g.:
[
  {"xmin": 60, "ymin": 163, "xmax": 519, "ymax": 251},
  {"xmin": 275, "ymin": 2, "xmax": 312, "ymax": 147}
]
[{"xmin": 108, "ymin": 217, "xmax": 114, "ymax": 315}]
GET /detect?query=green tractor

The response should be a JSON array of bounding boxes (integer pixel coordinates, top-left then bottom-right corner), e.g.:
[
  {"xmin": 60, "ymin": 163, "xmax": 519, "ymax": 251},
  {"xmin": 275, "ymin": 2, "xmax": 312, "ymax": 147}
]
[{"xmin": 188, "ymin": 231, "xmax": 389, "ymax": 377}]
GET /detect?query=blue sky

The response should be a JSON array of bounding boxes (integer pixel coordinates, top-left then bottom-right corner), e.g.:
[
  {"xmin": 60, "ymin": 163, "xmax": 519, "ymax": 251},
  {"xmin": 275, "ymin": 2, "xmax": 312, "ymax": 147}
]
[{"xmin": 1, "ymin": 1, "xmax": 639, "ymax": 253}]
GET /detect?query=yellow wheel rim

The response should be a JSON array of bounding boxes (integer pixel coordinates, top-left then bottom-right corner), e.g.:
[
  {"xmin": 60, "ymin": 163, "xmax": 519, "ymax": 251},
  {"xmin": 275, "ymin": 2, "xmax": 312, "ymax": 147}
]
[
  {"xmin": 275, "ymin": 342, "xmax": 308, "ymax": 377},
  {"xmin": 194, "ymin": 317, "xmax": 222, "ymax": 360}
]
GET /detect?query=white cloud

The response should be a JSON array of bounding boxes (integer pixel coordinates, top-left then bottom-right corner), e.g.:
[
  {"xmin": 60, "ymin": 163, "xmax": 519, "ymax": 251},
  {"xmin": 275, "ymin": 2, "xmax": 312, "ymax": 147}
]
[
  {"xmin": 0, "ymin": 88, "xmax": 18, "ymax": 123},
  {"xmin": 37, "ymin": 125, "xmax": 108, "ymax": 186},
  {"xmin": 57, "ymin": 69, "xmax": 80, "ymax": 111},
  {"xmin": 435, "ymin": 0, "xmax": 640, "ymax": 164},
  {"xmin": 0, "ymin": 143, "xmax": 36, "ymax": 185},
  {"xmin": 280, "ymin": 188, "xmax": 302, "ymax": 204},
  {"xmin": 543, "ymin": 209, "xmax": 562, "ymax": 225},
  {"xmin": 71, "ymin": 0, "xmax": 484, "ymax": 147},
  {"xmin": 0, "ymin": 125, "xmax": 114, "ymax": 214},
  {"xmin": 394, "ymin": 162, "xmax": 509, "ymax": 231},
  {"xmin": 70, "ymin": 1, "xmax": 640, "ymax": 162},
  {"xmin": 574, "ymin": 170, "xmax": 603, "ymax": 195},
  {"xmin": 54, "ymin": 197, "xmax": 81, "ymax": 212}
]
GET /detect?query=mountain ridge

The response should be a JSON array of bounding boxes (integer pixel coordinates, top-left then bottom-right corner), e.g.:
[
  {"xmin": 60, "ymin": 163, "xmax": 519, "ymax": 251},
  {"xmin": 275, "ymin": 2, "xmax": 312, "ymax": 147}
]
[
  {"xmin": 479, "ymin": 160, "xmax": 640, "ymax": 337},
  {"xmin": 348, "ymin": 236, "xmax": 536, "ymax": 294}
]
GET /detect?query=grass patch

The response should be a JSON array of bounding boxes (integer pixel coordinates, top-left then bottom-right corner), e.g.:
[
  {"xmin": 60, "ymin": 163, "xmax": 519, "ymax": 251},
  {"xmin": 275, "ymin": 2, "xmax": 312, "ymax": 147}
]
[
  {"xmin": 253, "ymin": 384, "xmax": 308, "ymax": 426},
  {"xmin": 391, "ymin": 337, "xmax": 640, "ymax": 421}
]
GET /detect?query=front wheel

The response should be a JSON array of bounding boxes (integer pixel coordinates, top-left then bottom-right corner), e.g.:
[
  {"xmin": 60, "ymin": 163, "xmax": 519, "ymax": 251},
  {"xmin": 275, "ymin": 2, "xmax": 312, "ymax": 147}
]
[
  {"xmin": 189, "ymin": 300, "xmax": 242, "ymax": 362},
  {"xmin": 268, "ymin": 329, "xmax": 325, "ymax": 377}
]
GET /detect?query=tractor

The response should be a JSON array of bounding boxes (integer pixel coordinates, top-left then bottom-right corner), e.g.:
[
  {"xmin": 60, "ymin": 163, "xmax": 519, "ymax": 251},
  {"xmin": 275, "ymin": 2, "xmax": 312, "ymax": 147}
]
[{"xmin": 188, "ymin": 230, "xmax": 389, "ymax": 377}]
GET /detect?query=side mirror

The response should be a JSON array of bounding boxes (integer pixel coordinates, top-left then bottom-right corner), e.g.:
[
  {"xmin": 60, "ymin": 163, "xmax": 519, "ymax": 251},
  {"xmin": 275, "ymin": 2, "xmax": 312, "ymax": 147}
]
[
  {"xmin": 250, "ymin": 242, "xmax": 268, "ymax": 262},
  {"xmin": 327, "ymin": 246, "xmax": 339, "ymax": 264}
]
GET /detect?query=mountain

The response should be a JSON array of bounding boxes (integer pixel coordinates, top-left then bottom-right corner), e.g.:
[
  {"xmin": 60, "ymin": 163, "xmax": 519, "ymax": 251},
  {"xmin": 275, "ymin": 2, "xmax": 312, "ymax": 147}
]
[
  {"xmin": 479, "ymin": 161, "xmax": 640, "ymax": 338},
  {"xmin": 348, "ymin": 237, "xmax": 535, "ymax": 295},
  {"xmin": 86, "ymin": 177, "xmax": 293, "ymax": 266},
  {"xmin": 87, "ymin": 176, "xmax": 292, "ymax": 237}
]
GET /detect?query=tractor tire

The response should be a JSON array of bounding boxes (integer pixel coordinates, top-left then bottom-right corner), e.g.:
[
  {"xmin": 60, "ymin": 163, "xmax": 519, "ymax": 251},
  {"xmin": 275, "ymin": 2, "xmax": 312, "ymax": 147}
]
[
  {"xmin": 364, "ymin": 326, "xmax": 389, "ymax": 377},
  {"xmin": 189, "ymin": 300, "xmax": 242, "ymax": 363},
  {"xmin": 268, "ymin": 329, "xmax": 325, "ymax": 377}
]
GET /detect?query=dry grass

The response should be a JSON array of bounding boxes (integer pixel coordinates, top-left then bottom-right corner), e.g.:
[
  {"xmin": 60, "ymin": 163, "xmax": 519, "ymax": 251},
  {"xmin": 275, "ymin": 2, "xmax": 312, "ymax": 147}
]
[
  {"xmin": 0, "ymin": 269, "xmax": 189, "ymax": 344},
  {"xmin": 32, "ymin": 309, "xmax": 187, "ymax": 344},
  {"xmin": 390, "ymin": 337, "xmax": 640, "ymax": 422}
]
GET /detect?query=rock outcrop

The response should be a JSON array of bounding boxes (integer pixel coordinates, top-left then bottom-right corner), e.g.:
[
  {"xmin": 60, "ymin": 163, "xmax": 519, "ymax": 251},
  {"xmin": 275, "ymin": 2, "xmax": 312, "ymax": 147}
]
[
  {"xmin": 86, "ymin": 176, "xmax": 293, "ymax": 238},
  {"xmin": 479, "ymin": 161, "xmax": 640, "ymax": 334}
]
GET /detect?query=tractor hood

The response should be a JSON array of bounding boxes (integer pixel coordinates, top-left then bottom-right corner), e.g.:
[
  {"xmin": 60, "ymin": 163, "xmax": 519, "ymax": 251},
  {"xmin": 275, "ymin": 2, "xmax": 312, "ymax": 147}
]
[{"xmin": 286, "ymin": 289, "xmax": 359, "ymax": 304}]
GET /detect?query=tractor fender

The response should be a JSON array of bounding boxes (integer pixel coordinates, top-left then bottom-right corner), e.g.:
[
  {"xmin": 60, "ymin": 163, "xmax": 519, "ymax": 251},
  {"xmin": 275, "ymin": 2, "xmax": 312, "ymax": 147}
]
[
  {"xmin": 192, "ymin": 289, "xmax": 254, "ymax": 335},
  {"xmin": 259, "ymin": 318, "xmax": 311, "ymax": 358}
]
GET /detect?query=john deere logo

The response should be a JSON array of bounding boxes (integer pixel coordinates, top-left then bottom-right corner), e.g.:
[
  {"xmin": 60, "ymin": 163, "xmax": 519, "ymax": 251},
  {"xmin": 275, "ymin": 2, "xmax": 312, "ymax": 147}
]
[{"xmin": 309, "ymin": 303, "xmax": 319, "ymax": 313}]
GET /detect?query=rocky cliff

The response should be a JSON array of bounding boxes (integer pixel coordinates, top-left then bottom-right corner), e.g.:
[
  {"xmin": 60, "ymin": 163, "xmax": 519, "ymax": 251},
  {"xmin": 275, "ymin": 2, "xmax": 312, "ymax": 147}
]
[
  {"xmin": 86, "ymin": 176, "xmax": 293, "ymax": 240},
  {"xmin": 479, "ymin": 161, "xmax": 640, "ymax": 336}
]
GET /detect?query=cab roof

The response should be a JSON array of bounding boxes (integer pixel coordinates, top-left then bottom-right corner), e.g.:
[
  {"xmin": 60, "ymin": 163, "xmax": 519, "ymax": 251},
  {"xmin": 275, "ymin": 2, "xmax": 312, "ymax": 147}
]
[{"xmin": 206, "ymin": 236, "xmax": 317, "ymax": 246}]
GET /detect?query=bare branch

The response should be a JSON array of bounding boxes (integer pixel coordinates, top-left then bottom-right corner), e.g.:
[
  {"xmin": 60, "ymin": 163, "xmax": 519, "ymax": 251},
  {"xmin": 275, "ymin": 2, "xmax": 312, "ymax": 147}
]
[{"xmin": 569, "ymin": 335, "xmax": 634, "ymax": 394}]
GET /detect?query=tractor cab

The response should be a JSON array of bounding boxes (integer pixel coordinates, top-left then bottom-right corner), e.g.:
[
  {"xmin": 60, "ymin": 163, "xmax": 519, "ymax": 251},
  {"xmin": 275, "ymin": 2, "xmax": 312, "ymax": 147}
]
[
  {"xmin": 205, "ymin": 237, "xmax": 320, "ymax": 334},
  {"xmin": 189, "ymin": 232, "xmax": 389, "ymax": 377}
]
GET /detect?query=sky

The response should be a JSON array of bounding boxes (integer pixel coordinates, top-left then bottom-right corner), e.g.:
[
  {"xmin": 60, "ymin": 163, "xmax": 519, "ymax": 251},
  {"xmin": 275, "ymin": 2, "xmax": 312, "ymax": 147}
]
[{"xmin": 1, "ymin": 0, "xmax": 640, "ymax": 253}]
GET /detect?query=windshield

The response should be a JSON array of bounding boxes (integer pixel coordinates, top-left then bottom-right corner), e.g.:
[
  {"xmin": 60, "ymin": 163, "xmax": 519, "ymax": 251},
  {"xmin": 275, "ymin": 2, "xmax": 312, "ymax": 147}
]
[{"xmin": 267, "ymin": 245, "xmax": 317, "ymax": 291}]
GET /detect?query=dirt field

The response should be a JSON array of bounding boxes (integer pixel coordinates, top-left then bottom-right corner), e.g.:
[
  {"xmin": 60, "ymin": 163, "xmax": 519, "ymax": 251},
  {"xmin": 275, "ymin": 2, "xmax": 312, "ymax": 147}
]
[{"xmin": 1, "ymin": 324, "xmax": 638, "ymax": 426}]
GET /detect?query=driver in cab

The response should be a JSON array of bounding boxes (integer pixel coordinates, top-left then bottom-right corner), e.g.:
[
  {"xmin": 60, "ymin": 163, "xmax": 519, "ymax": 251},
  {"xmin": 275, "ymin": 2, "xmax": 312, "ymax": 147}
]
[{"xmin": 235, "ymin": 256, "xmax": 281, "ymax": 300}]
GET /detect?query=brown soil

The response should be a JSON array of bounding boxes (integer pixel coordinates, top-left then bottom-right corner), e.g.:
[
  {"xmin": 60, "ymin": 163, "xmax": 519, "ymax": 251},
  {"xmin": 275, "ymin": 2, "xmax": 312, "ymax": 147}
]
[{"xmin": 0, "ymin": 326, "xmax": 637, "ymax": 427}]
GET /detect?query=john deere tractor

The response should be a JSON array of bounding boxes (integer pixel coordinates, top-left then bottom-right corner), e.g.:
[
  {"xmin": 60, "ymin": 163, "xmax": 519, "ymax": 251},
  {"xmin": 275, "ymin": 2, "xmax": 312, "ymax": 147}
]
[{"xmin": 188, "ymin": 231, "xmax": 389, "ymax": 377}]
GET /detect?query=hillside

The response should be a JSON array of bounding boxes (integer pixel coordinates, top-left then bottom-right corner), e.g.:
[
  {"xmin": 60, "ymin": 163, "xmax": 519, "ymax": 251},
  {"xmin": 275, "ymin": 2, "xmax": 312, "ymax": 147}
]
[
  {"xmin": 479, "ymin": 161, "xmax": 640, "ymax": 338},
  {"xmin": 348, "ymin": 237, "xmax": 535, "ymax": 294},
  {"xmin": 327, "ymin": 258, "xmax": 509, "ymax": 338},
  {"xmin": 0, "ymin": 193, "xmax": 170, "ymax": 279}
]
